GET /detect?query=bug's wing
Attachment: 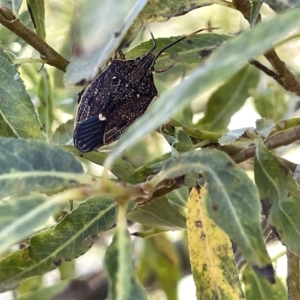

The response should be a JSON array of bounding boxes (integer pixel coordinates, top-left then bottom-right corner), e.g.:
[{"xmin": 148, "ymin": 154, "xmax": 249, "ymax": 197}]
[{"xmin": 73, "ymin": 116, "xmax": 106, "ymax": 152}]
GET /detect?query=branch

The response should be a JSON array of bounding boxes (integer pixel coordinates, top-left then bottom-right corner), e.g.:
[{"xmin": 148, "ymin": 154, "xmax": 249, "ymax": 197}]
[
  {"xmin": 234, "ymin": 0, "xmax": 300, "ymax": 96},
  {"xmin": 231, "ymin": 125, "xmax": 300, "ymax": 163},
  {"xmin": 287, "ymin": 249, "xmax": 300, "ymax": 300},
  {"xmin": 0, "ymin": 7, "xmax": 69, "ymax": 72}
]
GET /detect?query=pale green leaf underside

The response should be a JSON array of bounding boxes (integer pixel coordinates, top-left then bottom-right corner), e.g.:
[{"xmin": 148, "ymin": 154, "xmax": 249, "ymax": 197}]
[
  {"xmin": 0, "ymin": 138, "xmax": 83, "ymax": 199},
  {"xmin": 254, "ymin": 141, "xmax": 300, "ymax": 255},
  {"xmin": 0, "ymin": 196, "xmax": 117, "ymax": 292},
  {"xmin": 65, "ymin": 0, "xmax": 147, "ymax": 85},
  {"xmin": 0, "ymin": 194, "xmax": 62, "ymax": 254}
]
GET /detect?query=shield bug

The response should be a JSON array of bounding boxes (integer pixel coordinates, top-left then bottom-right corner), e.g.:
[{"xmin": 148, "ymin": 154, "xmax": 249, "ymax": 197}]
[{"xmin": 74, "ymin": 27, "xmax": 216, "ymax": 153}]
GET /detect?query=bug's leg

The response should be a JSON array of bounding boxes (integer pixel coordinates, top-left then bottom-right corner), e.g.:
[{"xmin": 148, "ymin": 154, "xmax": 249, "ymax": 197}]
[
  {"xmin": 118, "ymin": 48, "xmax": 126, "ymax": 60},
  {"xmin": 77, "ymin": 89, "xmax": 85, "ymax": 104},
  {"xmin": 69, "ymin": 199, "xmax": 74, "ymax": 211}
]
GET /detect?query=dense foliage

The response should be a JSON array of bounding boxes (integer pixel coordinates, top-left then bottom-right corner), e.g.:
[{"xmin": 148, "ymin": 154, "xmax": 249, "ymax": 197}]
[{"xmin": 0, "ymin": 0, "xmax": 300, "ymax": 299}]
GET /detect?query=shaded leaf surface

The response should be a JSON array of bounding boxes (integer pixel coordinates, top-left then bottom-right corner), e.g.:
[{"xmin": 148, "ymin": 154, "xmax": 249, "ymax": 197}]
[
  {"xmin": 251, "ymin": 85, "xmax": 289, "ymax": 122},
  {"xmin": 26, "ymin": 0, "xmax": 46, "ymax": 40},
  {"xmin": 0, "ymin": 138, "xmax": 83, "ymax": 199},
  {"xmin": 157, "ymin": 150, "xmax": 273, "ymax": 278},
  {"xmin": 243, "ymin": 265, "xmax": 286, "ymax": 300},
  {"xmin": 0, "ymin": 196, "xmax": 117, "ymax": 292},
  {"xmin": 37, "ymin": 69, "xmax": 53, "ymax": 137},
  {"xmin": 187, "ymin": 187, "xmax": 243, "ymax": 299},
  {"xmin": 167, "ymin": 186, "xmax": 189, "ymax": 206},
  {"xmin": 197, "ymin": 65, "xmax": 259, "ymax": 131},
  {"xmin": 127, "ymin": 197, "xmax": 186, "ymax": 230},
  {"xmin": 51, "ymin": 120, "xmax": 74, "ymax": 146},
  {"xmin": 138, "ymin": 235, "xmax": 180, "ymax": 300},
  {"xmin": 254, "ymin": 140, "xmax": 300, "ymax": 254},
  {"xmin": 0, "ymin": 47, "xmax": 45, "ymax": 139}
]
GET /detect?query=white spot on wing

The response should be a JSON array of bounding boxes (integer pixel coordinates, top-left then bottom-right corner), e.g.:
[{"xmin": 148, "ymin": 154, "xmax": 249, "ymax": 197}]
[{"xmin": 99, "ymin": 113, "xmax": 106, "ymax": 121}]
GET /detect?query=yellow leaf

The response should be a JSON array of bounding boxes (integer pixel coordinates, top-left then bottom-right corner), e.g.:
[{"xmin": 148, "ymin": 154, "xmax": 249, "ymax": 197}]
[{"xmin": 187, "ymin": 186, "xmax": 243, "ymax": 300}]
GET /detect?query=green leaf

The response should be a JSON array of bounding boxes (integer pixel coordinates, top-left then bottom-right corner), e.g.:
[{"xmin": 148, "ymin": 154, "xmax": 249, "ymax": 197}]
[
  {"xmin": 181, "ymin": 125, "xmax": 223, "ymax": 143},
  {"xmin": 197, "ymin": 65, "xmax": 259, "ymax": 131},
  {"xmin": 127, "ymin": 197, "xmax": 186, "ymax": 230},
  {"xmin": 26, "ymin": 0, "xmax": 46, "ymax": 40},
  {"xmin": 142, "ymin": 235, "xmax": 180, "ymax": 300},
  {"xmin": 0, "ymin": 47, "xmax": 45, "ymax": 139},
  {"xmin": 17, "ymin": 280, "xmax": 70, "ymax": 300},
  {"xmin": 105, "ymin": 11, "xmax": 300, "ymax": 167},
  {"xmin": 37, "ymin": 69, "xmax": 53, "ymax": 137},
  {"xmin": 243, "ymin": 265, "xmax": 287, "ymax": 300},
  {"xmin": 0, "ymin": 194, "xmax": 62, "ymax": 254},
  {"xmin": 167, "ymin": 187, "xmax": 189, "ymax": 206},
  {"xmin": 0, "ymin": 138, "xmax": 83, "ymax": 199},
  {"xmin": 251, "ymin": 84, "xmax": 289, "ymax": 122},
  {"xmin": 0, "ymin": 113, "xmax": 17, "ymax": 137},
  {"xmin": 65, "ymin": 0, "xmax": 147, "ymax": 85},
  {"xmin": 65, "ymin": 146, "xmax": 136, "ymax": 183},
  {"xmin": 51, "ymin": 120, "xmax": 74, "ymax": 146},
  {"xmin": 0, "ymin": 196, "xmax": 117, "ymax": 292},
  {"xmin": 173, "ymin": 127, "xmax": 194, "ymax": 153},
  {"xmin": 18, "ymin": 276, "xmax": 43, "ymax": 296},
  {"xmin": 105, "ymin": 203, "xmax": 147, "ymax": 300},
  {"xmin": 156, "ymin": 150, "xmax": 273, "ymax": 280},
  {"xmin": 174, "ymin": 104, "xmax": 194, "ymax": 127},
  {"xmin": 125, "ymin": 33, "xmax": 231, "ymax": 72},
  {"xmin": 254, "ymin": 140, "xmax": 300, "ymax": 255}
]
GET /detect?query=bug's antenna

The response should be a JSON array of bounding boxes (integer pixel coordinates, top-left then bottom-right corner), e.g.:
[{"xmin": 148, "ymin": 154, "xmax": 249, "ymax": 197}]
[
  {"xmin": 147, "ymin": 26, "xmax": 156, "ymax": 53},
  {"xmin": 154, "ymin": 27, "xmax": 220, "ymax": 60}
]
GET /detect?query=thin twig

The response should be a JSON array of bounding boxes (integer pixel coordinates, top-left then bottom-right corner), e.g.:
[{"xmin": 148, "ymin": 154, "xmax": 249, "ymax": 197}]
[
  {"xmin": 250, "ymin": 59, "xmax": 283, "ymax": 86},
  {"xmin": 0, "ymin": 7, "xmax": 69, "ymax": 72},
  {"xmin": 287, "ymin": 249, "xmax": 300, "ymax": 300},
  {"xmin": 231, "ymin": 125, "xmax": 300, "ymax": 163}
]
